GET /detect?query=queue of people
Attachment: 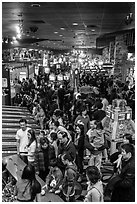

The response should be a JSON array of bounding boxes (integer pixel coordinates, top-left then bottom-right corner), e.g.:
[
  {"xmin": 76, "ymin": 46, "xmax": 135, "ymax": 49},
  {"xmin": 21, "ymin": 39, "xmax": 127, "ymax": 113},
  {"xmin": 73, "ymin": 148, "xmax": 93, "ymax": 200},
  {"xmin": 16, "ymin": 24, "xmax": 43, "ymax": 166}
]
[{"xmin": 12, "ymin": 71, "xmax": 135, "ymax": 202}]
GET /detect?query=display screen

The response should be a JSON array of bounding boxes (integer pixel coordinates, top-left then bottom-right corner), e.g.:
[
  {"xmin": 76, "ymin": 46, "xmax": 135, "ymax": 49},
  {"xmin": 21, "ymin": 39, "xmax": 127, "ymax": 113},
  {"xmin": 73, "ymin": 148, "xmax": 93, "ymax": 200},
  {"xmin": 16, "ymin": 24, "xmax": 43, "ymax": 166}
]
[{"xmin": 118, "ymin": 114, "xmax": 125, "ymax": 120}]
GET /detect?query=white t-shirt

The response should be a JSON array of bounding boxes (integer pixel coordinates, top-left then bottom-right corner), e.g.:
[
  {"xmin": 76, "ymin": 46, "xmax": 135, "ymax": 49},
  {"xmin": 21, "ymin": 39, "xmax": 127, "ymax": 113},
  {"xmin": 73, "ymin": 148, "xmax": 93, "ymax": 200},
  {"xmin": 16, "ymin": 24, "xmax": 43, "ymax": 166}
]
[
  {"xmin": 16, "ymin": 127, "xmax": 30, "ymax": 153},
  {"xmin": 27, "ymin": 140, "xmax": 37, "ymax": 162}
]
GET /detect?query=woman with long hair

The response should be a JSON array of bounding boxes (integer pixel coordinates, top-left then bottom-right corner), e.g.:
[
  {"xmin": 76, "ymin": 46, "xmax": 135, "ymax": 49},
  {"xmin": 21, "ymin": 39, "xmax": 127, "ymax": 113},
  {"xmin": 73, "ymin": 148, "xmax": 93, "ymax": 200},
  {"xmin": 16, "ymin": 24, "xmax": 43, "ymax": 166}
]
[
  {"xmin": 14, "ymin": 164, "xmax": 41, "ymax": 202},
  {"xmin": 74, "ymin": 123, "xmax": 85, "ymax": 181},
  {"xmin": 21, "ymin": 129, "xmax": 37, "ymax": 166}
]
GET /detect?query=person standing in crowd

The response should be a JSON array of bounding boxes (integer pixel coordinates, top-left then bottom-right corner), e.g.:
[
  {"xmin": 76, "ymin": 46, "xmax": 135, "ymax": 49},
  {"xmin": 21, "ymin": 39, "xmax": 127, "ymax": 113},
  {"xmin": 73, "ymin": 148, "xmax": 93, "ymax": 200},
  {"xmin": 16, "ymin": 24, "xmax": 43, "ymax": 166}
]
[
  {"xmin": 57, "ymin": 131, "xmax": 76, "ymax": 174},
  {"xmin": 52, "ymin": 120, "xmax": 71, "ymax": 140},
  {"xmin": 35, "ymin": 137, "xmax": 56, "ymax": 181},
  {"xmin": 74, "ymin": 123, "xmax": 85, "ymax": 181},
  {"xmin": 35, "ymin": 104, "xmax": 45, "ymax": 130},
  {"xmin": 20, "ymin": 129, "xmax": 37, "ymax": 166},
  {"xmin": 84, "ymin": 166, "xmax": 104, "ymax": 202},
  {"xmin": 13, "ymin": 78, "xmax": 22, "ymax": 95},
  {"xmin": 75, "ymin": 105, "xmax": 90, "ymax": 135},
  {"xmin": 85, "ymin": 121, "xmax": 106, "ymax": 170},
  {"xmin": 100, "ymin": 94, "xmax": 109, "ymax": 111},
  {"xmin": 91, "ymin": 102, "xmax": 106, "ymax": 122},
  {"xmin": 60, "ymin": 153, "xmax": 78, "ymax": 202},
  {"xmin": 57, "ymin": 84, "xmax": 66, "ymax": 110},
  {"xmin": 16, "ymin": 118, "xmax": 30, "ymax": 164},
  {"xmin": 14, "ymin": 164, "xmax": 41, "ymax": 202},
  {"xmin": 50, "ymin": 132, "xmax": 58, "ymax": 157},
  {"xmin": 111, "ymin": 143, "xmax": 135, "ymax": 202},
  {"xmin": 53, "ymin": 109, "xmax": 64, "ymax": 126}
]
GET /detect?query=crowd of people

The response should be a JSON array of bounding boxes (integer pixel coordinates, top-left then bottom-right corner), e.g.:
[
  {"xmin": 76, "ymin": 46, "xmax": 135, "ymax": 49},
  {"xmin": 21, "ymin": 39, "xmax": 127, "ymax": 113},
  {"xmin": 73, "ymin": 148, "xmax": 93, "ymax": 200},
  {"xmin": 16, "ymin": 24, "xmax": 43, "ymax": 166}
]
[{"xmin": 4, "ymin": 71, "xmax": 135, "ymax": 202}]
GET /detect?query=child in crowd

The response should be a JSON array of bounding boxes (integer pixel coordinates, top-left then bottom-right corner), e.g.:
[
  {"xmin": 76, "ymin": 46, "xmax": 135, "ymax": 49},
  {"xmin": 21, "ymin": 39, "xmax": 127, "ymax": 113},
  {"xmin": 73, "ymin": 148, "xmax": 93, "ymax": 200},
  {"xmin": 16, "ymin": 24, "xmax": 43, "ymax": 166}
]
[
  {"xmin": 84, "ymin": 166, "xmax": 104, "ymax": 202},
  {"xmin": 44, "ymin": 160, "xmax": 63, "ymax": 194}
]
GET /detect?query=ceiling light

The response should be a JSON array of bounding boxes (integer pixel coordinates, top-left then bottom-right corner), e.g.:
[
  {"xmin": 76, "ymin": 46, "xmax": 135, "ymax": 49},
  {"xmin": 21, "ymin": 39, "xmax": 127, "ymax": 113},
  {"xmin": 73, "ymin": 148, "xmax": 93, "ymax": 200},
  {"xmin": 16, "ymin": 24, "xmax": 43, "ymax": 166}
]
[
  {"xmin": 73, "ymin": 23, "xmax": 78, "ymax": 26},
  {"xmin": 60, "ymin": 27, "xmax": 65, "ymax": 30},
  {"xmin": 31, "ymin": 4, "xmax": 41, "ymax": 7},
  {"xmin": 59, "ymin": 35, "xmax": 63, "ymax": 37},
  {"xmin": 13, "ymin": 36, "xmax": 16, "ymax": 40},
  {"xmin": 16, "ymin": 26, "xmax": 20, "ymax": 33},
  {"xmin": 17, "ymin": 33, "xmax": 21, "ymax": 39},
  {"xmin": 91, "ymin": 29, "xmax": 95, "ymax": 32},
  {"xmin": 54, "ymin": 32, "xmax": 58, "ymax": 34}
]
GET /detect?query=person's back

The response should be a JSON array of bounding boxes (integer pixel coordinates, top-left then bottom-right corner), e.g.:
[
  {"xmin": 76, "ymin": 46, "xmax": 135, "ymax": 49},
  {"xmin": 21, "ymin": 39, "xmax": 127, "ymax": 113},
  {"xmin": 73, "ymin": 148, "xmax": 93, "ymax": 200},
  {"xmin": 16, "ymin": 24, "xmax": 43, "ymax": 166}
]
[
  {"xmin": 85, "ymin": 180, "xmax": 104, "ymax": 202},
  {"xmin": 15, "ymin": 179, "xmax": 32, "ymax": 201},
  {"xmin": 92, "ymin": 129, "xmax": 104, "ymax": 149},
  {"xmin": 84, "ymin": 166, "xmax": 104, "ymax": 202},
  {"xmin": 61, "ymin": 153, "xmax": 78, "ymax": 201},
  {"xmin": 14, "ymin": 165, "xmax": 41, "ymax": 202}
]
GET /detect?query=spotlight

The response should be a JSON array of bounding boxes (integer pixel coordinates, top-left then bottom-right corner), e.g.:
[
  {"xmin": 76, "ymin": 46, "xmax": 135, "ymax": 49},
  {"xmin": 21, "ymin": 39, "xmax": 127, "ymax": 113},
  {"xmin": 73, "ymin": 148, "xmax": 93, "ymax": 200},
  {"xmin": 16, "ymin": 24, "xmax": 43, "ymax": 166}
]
[
  {"xmin": 5, "ymin": 39, "xmax": 8, "ymax": 43},
  {"xmin": 13, "ymin": 36, "xmax": 16, "ymax": 40}
]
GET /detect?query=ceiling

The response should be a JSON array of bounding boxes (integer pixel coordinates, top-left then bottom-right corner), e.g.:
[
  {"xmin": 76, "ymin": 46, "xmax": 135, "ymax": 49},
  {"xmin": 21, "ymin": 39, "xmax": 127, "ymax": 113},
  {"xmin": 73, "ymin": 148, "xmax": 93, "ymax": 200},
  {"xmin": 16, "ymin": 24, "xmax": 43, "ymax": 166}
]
[{"xmin": 2, "ymin": 2, "xmax": 135, "ymax": 51}]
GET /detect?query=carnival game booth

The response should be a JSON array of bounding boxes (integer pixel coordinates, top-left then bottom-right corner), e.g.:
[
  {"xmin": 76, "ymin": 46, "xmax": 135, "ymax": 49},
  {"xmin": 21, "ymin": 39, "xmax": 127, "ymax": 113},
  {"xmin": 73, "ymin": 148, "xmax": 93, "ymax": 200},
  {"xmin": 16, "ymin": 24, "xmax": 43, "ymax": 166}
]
[{"xmin": 103, "ymin": 99, "xmax": 135, "ymax": 154}]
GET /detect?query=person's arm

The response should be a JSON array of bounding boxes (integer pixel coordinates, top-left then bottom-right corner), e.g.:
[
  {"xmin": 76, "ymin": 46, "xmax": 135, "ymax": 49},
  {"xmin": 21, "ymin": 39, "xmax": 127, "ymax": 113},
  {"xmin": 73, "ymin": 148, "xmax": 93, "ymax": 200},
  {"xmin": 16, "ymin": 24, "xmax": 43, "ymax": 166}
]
[
  {"xmin": 87, "ymin": 116, "xmax": 90, "ymax": 131},
  {"xmin": 84, "ymin": 134, "xmax": 95, "ymax": 153},
  {"xmin": 35, "ymin": 193, "xmax": 41, "ymax": 202},
  {"xmin": 118, "ymin": 162, "xmax": 135, "ymax": 188},
  {"xmin": 16, "ymin": 139, "xmax": 20, "ymax": 154}
]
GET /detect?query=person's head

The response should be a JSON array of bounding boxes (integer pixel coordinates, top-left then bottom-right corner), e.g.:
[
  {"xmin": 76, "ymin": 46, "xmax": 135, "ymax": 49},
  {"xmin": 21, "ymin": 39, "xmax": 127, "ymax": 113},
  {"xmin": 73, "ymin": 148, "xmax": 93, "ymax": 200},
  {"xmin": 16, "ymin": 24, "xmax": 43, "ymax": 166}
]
[
  {"xmin": 19, "ymin": 118, "xmax": 27, "ymax": 131},
  {"xmin": 94, "ymin": 121, "xmax": 103, "ymax": 130},
  {"xmin": 90, "ymin": 120, "xmax": 96, "ymax": 130},
  {"xmin": 39, "ymin": 130, "xmax": 46, "ymax": 138},
  {"xmin": 27, "ymin": 129, "xmax": 36, "ymax": 145},
  {"xmin": 57, "ymin": 131, "xmax": 68, "ymax": 144},
  {"xmin": 95, "ymin": 102, "xmax": 103, "ymax": 110},
  {"xmin": 53, "ymin": 109, "xmax": 62, "ymax": 120},
  {"xmin": 22, "ymin": 164, "xmax": 35, "ymax": 181},
  {"xmin": 75, "ymin": 123, "xmax": 84, "ymax": 135},
  {"xmin": 67, "ymin": 123, "xmax": 74, "ymax": 132},
  {"xmin": 49, "ymin": 158, "xmax": 57, "ymax": 168},
  {"xmin": 50, "ymin": 132, "xmax": 58, "ymax": 142},
  {"xmin": 61, "ymin": 153, "xmax": 74, "ymax": 165},
  {"xmin": 123, "ymin": 133, "xmax": 134, "ymax": 144},
  {"xmin": 80, "ymin": 105, "xmax": 87, "ymax": 116},
  {"xmin": 53, "ymin": 120, "xmax": 60, "ymax": 130},
  {"xmin": 121, "ymin": 143, "xmax": 134, "ymax": 161},
  {"xmin": 40, "ymin": 137, "xmax": 49, "ymax": 149},
  {"xmin": 100, "ymin": 94, "xmax": 106, "ymax": 99},
  {"xmin": 86, "ymin": 166, "xmax": 101, "ymax": 185}
]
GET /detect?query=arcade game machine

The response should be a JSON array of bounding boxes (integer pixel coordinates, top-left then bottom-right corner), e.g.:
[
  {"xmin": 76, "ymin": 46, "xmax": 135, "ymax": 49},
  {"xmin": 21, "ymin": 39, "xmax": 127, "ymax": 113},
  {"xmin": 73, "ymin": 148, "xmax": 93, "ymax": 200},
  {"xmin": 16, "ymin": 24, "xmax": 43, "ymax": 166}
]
[{"xmin": 103, "ymin": 99, "xmax": 135, "ymax": 155}]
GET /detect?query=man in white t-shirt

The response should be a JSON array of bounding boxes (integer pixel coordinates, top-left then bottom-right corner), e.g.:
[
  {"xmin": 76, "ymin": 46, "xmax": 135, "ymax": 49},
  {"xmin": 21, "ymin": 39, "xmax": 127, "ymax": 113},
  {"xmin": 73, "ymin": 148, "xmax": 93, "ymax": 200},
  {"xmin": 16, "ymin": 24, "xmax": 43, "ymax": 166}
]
[{"xmin": 16, "ymin": 118, "xmax": 30, "ymax": 163}]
